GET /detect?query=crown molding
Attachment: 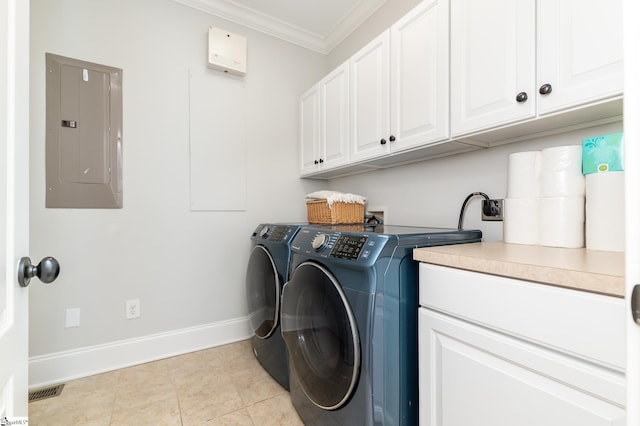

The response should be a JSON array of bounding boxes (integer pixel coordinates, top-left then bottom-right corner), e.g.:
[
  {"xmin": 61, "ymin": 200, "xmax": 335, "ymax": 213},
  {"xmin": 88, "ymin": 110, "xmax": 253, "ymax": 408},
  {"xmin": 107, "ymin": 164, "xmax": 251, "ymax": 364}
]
[
  {"xmin": 173, "ymin": 0, "xmax": 387, "ymax": 54},
  {"xmin": 324, "ymin": 0, "xmax": 386, "ymax": 53}
]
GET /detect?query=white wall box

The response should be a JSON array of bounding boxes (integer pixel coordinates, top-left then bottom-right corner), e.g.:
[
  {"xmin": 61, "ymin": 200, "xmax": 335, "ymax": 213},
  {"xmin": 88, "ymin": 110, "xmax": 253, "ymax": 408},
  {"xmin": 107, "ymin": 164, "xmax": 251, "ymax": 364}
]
[
  {"xmin": 207, "ymin": 26, "xmax": 247, "ymax": 76},
  {"xmin": 45, "ymin": 53, "xmax": 123, "ymax": 208},
  {"xmin": 450, "ymin": 0, "xmax": 623, "ymax": 138},
  {"xmin": 418, "ymin": 263, "xmax": 626, "ymax": 425}
]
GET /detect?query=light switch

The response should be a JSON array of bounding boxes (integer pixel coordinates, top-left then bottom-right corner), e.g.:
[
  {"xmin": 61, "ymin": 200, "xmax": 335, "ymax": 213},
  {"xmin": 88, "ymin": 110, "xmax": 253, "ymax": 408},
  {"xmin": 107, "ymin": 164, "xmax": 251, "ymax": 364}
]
[{"xmin": 65, "ymin": 308, "xmax": 81, "ymax": 328}]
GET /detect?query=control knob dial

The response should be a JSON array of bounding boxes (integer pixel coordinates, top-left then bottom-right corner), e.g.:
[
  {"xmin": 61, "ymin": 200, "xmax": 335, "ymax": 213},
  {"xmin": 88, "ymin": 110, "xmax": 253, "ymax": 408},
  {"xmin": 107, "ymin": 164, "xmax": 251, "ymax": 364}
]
[
  {"xmin": 259, "ymin": 225, "xmax": 270, "ymax": 238},
  {"xmin": 312, "ymin": 233, "xmax": 329, "ymax": 250}
]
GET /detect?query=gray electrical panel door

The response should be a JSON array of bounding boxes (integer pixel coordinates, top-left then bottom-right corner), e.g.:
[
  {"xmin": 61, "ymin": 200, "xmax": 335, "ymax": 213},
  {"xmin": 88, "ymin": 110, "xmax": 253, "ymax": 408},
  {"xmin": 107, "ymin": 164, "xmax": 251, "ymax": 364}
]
[{"xmin": 46, "ymin": 53, "xmax": 123, "ymax": 208}]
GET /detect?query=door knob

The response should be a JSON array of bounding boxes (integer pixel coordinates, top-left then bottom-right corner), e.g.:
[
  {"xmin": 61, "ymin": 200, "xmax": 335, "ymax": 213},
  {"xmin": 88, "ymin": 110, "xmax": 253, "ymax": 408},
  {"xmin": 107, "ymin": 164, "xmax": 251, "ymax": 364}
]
[
  {"xmin": 17, "ymin": 256, "xmax": 60, "ymax": 287},
  {"xmin": 632, "ymin": 285, "xmax": 640, "ymax": 325}
]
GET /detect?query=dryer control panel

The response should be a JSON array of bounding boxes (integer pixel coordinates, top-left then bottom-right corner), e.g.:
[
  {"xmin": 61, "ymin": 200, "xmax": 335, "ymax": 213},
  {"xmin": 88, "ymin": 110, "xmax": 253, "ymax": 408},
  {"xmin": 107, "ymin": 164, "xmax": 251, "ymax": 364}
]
[{"xmin": 251, "ymin": 224, "xmax": 299, "ymax": 243}]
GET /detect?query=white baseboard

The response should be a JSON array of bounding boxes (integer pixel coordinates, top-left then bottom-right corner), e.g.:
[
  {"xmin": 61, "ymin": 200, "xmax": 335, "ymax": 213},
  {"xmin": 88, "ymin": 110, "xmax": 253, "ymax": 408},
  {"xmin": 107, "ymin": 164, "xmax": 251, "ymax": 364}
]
[{"xmin": 28, "ymin": 316, "xmax": 252, "ymax": 389}]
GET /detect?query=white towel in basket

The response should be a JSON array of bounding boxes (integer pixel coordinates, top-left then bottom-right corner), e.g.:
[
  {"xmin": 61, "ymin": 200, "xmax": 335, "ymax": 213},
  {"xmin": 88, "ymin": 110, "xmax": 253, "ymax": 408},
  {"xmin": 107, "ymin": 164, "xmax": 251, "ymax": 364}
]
[{"xmin": 305, "ymin": 190, "xmax": 366, "ymax": 206}]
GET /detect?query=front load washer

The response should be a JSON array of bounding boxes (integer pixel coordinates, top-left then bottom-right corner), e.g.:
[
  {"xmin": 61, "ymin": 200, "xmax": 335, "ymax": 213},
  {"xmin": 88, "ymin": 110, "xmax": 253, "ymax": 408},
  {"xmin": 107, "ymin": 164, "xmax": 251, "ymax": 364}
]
[
  {"xmin": 246, "ymin": 223, "xmax": 305, "ymax": 390},
  {"xmin": 281, "ymin": 224, "xmax": 482, "ymax": 425}
]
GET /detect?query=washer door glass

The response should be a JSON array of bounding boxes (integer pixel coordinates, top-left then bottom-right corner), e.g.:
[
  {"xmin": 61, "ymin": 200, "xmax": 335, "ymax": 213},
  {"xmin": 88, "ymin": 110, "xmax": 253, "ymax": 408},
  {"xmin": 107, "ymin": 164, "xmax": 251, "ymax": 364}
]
[
  {"xmin": 281, "ymin": 261, "xmax": 360, "ymax": 410},
  {"xmin": 246, "ymin": 245, "xmax": 280, "ymax": 338}
]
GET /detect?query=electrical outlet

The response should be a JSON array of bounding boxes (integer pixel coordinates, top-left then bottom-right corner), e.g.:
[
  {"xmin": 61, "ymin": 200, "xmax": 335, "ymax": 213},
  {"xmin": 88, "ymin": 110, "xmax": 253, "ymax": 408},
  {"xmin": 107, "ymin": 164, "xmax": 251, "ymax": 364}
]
[
  {"xmin": 482, "ymin": 199, "xmax": 504, "ymax": 221},
  {"xmin": 125, "ymin": 299, "xmax": 141, "ymax": 320},
  {"xmin": 366, "ymin": 206, "xmax": 387, "ymax": 224}
]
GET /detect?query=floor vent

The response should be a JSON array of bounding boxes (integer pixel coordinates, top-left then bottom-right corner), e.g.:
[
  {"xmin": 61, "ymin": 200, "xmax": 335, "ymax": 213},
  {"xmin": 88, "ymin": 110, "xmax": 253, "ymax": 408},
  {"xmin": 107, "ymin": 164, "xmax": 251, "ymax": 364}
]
[{"xmin": 28, "ymin": 384, "xmax": 65, "ymax": 402}]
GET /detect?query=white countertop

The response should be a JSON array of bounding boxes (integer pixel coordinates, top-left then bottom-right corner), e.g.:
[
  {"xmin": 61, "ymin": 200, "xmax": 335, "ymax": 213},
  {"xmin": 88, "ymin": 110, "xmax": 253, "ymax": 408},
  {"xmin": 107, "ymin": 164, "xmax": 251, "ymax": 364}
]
[{"xmin": 413, "ymin": 241, "xmax": 624, "ymax": 297}]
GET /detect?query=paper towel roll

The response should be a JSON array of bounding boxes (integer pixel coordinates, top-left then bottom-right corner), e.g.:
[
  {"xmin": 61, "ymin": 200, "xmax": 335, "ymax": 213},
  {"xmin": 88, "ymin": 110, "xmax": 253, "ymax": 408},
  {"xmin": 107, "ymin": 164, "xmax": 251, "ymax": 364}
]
[
  {"xmin": 586, "ymin": 172, "xmax": 625, "ymax": 252},
  {"xmin": 540, "ymin": 171, "xmax": 585, "ymax": 197},
  {"xmin": 507, "ymin": 151, "xmax": 541, "ymax": 198},
  {"xmin": 541, "ymin": 145, "xmax": 583, "ymax": 172},
  {"xmin": 503, "ymin": 198, "xmax": 539, "ymax": 245},
  {"xmin": 540, "ymin": 145, "xmax": 585, "ymax": 196},
  {"xmin": 538, "ymin": 197, "xmax": 585, "ymax": 248}
]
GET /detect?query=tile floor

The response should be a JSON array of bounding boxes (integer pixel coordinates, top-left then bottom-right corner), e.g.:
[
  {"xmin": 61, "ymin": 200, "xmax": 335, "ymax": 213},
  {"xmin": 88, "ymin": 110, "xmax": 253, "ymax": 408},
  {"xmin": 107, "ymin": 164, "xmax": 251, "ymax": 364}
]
[{"xmin": 28, "ymin": 339, "xmax": 303, "ymax": 425}]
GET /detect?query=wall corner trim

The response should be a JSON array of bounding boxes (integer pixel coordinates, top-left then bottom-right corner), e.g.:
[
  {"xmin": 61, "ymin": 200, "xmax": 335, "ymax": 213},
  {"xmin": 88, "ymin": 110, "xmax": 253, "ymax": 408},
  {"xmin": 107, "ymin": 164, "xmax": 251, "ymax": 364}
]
[{"xmin": 28, "ymin": 317, "xmax": 252, "ymax": 388}]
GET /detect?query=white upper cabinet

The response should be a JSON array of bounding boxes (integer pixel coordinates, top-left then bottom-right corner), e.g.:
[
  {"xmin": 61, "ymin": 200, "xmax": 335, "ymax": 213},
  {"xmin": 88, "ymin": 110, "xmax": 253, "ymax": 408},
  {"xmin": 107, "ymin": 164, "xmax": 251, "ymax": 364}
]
[
  {"xmin": 390, "ymin": 0, "xmax": 450, "ymax": 151},
  {"xmin": 351, "ymin": 0, "xmax": 450, "ymax": 163},
  {"xmin": 450, "ymin": 0, "xmax": 536, "ymax": 136},
  {"xmin": 320, "ymin": 63, "xmax": 350, "ymax": 170},
  {"xmin": 350, "ymin": 30, "xmax": 390, "ymax": 162},
  {"xmin": 300, "ymin": 84, "xmax": 320, "ymax": 174},
  {"xmin": 451, "ymin": 0, "xmax": 623, "ymax": 137},
  {"xmin": 537, "ymin": 0, "xmax": 623, "ymax": 114},
  {"xmin": 300, "ymin": 62, "xmax": 350, "ymax": 176},
  {"xmin": 299, "ymin": 0, "xmax": 623, "ymax": 178}
]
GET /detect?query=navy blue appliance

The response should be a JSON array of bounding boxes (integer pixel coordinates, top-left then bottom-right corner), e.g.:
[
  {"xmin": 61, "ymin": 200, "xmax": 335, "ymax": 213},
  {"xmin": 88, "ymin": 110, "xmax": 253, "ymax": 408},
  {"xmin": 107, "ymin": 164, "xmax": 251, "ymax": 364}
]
[
  {"xmin": 246, "ymin": 223, "xmax": 305, "ymax": 390},
  {"xmin": 281, "ymin": 224, "xmax": 482, "ymax": 424}
]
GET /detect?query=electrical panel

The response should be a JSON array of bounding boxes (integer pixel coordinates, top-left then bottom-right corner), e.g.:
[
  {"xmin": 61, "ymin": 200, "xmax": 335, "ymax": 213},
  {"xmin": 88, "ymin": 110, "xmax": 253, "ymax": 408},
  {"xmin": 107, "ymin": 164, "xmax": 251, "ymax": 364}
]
[
  {"xmin": 207, "ymin": 27, "xmax": 247, "ymax": 76},
  {"xmin": 45, "ymin": 53, "xmax": 123, "ymax": 208}
]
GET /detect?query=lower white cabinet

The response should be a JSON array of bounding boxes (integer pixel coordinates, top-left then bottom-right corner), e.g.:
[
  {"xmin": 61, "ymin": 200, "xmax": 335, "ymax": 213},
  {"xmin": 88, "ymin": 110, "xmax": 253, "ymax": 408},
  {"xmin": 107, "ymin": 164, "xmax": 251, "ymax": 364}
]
[{"xmin": 418, "ymin": 263, "xmax": 626, "ymax": 426}]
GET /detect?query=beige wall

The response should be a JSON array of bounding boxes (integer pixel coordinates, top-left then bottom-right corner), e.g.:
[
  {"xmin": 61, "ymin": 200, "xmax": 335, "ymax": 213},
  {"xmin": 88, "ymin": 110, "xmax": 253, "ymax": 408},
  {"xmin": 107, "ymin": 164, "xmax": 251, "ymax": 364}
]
[{"xmin": 29, "ymin": 0, "xmax": 325, "ymax": 370}]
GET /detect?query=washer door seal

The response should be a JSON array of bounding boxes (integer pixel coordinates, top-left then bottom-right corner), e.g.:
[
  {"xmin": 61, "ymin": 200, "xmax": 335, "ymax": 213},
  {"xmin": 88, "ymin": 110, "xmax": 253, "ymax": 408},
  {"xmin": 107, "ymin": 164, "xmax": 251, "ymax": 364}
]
[
  {"xmin": 246, "ymin": 245, "xmax": 280, "ymax": 339},
  {"xmin": 281, "ymin": 261, "xmax": 361, "ymax": 410}
]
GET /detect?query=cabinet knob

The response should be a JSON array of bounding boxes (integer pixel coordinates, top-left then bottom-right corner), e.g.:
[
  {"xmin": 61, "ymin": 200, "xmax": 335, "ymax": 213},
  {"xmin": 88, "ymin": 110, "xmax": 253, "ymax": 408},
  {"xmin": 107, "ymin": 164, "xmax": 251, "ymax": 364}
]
[
  {"xmin": 318, "ymin": 158, "xmax": 324, "ymax": 163},
  {"xmin": 539, "ymin": 83, "xmax": 553, "ymax": 95},
  {"xmin": 389, "ymin": 135, "xmax": 396, "ymax": 142},
  {"xmin": 314, "ymin": 160, "xmax": 319, "ymax": 165},
  {"xmin": 515, "ymin": 92, "xmax": 528, "ymax": 103},
  {"xmin": 380, "ymin": 138, "xmax": 387, "ymax": 145}
]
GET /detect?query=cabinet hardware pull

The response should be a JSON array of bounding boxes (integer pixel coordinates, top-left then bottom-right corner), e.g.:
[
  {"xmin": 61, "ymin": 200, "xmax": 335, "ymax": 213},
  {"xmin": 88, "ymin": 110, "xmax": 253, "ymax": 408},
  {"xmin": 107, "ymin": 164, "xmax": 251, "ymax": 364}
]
[
  {"xmin": 319, "ymin": 158, "xmax": 324, "ymax": 163},
  {"xmin": 389, "ymin": 135, "xmax": 396, "ymax": 142},
  {"xmin": 539, "ymin": 84, "xmax": 553, "ymax": 95},
  {"xmin": 380, "ymin": 138, "xmax": 387, "ymax": 145},
  {"xmin": 515, "ymin": 92, "xmax": 528, "ymax": 103}
]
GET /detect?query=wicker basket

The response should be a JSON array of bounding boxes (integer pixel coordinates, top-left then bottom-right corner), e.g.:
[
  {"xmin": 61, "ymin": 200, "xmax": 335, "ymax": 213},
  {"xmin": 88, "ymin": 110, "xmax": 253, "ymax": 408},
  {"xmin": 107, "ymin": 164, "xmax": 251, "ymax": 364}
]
[{"xmin": 306, "ymin": 200, "xmax": 364, "ymax": 224}]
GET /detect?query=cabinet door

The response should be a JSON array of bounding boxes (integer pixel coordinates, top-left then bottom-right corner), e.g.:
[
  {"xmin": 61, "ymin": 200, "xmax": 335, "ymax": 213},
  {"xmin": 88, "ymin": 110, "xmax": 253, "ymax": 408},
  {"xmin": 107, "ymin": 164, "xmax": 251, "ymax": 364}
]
[
  {"xmin": 300, "ymin": 84, "xmax": 320, "ymax": 175},
  {"xmin": 320, "ymin": 62, "xmax": 350, "ymax": 169},
  {"xmin": 419, "ymin": 308, "xmax": 626, "ymax": 426},
  {"xmin": 537, "ymin": 0, "xmax": 623, "ymax": 114},
  {"xmin": 450, "ymin": 0, "xmax": 536, "ymax": 137},
  {"xmin": 350, "ymin": 30, "xmax": 390, "ymax": 162},
  {"xmin": 390, "ymin": 0, "xmax": 449, "ymax": 151}
]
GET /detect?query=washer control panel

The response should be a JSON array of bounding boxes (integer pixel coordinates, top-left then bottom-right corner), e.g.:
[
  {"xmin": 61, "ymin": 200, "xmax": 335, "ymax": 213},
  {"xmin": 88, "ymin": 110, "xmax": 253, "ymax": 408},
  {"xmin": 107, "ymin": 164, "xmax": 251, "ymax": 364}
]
[
  {"xmin": 312, "ymin": 233, "xmax": 329, "ymax": 250},
  {"xmin": 292, "ymin": 228, "xmax": 387, "ymax": 264},
  {"xmin": 331, "ymin": 234, "xmax": 367, "ymax": 260}
]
